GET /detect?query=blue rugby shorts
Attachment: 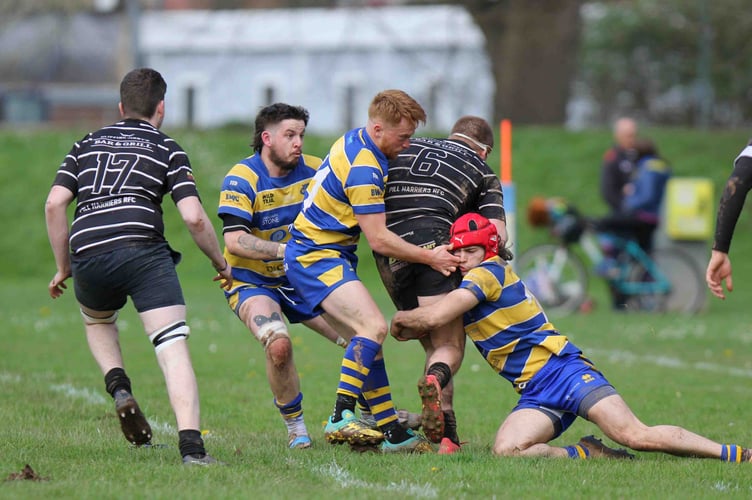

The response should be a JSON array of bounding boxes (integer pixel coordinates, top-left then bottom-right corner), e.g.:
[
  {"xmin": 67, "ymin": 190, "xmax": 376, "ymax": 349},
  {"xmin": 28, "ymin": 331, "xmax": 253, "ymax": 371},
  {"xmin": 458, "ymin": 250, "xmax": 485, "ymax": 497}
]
[
  {"xmin": 225, "ymin": 280, "xmax": 319, "ymax": 324},
  {"xmin": 284, "ymin": 242, "xmax": 360, "ymax": 313},
  {"xmin": 512, "ymin": 353, "xmax": 618, "ymax": 438}
]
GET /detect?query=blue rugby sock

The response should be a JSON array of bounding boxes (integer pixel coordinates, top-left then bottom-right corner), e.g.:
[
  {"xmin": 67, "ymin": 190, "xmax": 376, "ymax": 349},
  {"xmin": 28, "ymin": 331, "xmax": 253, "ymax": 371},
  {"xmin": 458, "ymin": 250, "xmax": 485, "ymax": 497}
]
[
  {"xmin": 361, "ymin": 358, "xmax": 399, "ymax": 429},
  {"xmin": 274, "ymin": 392, "xmax": 303, "ymax": 420},
  {"xmin": 565, "ymin": 444, "xmax": 590, "ymax": 459},
  {"xmin": 720, "ymin": 444, "xmax": 744, "ymax": 462},
  {"xmin": 332, "ymin": 336, "xmax": 381, "ymax": 421}
]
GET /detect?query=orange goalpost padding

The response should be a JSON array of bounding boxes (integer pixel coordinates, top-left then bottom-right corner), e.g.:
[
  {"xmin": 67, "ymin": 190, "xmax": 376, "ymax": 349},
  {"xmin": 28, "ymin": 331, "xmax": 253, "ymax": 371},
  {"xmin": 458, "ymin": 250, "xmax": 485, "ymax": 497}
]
[
  {"xmin": 500, "ymin": 118, "xmax": 512, "ymax": 183},
  {"xmin": 499, "ymin": 119, "xmax": 516, "ymax": 257}
]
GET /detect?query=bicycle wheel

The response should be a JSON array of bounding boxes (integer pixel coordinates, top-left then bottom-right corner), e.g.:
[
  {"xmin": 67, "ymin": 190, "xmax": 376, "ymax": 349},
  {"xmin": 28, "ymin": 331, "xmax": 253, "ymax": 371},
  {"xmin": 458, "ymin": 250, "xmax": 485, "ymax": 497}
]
[
  {"xmin": 515, "ymin": 244, "xmax": 589, "ymax": 315},
  {"xmin": 624, "ymin": 247, "xmax": 705, "ymax": 313},
  {"xmin": 623, "ymin": 254, "xmax": 668, "ymax": 312},
  {"xmin": 653, "ymin": 248, "xmax": 706, "ymax": 313}
]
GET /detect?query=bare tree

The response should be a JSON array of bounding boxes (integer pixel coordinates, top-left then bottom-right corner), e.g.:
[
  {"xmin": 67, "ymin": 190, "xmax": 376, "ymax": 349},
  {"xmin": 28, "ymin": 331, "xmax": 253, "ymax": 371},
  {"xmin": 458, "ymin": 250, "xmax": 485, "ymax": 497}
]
[{"xmin": 461, "ymin": 0, "xmax": 583, "ymax": 124}]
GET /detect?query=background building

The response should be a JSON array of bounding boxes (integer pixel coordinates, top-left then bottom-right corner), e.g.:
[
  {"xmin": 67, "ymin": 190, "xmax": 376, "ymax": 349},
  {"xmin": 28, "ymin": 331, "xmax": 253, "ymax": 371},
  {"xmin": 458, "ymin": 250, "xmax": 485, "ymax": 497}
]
[{"xmin": 139, "ymin": 5, "xmax": 492, "ymax": 133}]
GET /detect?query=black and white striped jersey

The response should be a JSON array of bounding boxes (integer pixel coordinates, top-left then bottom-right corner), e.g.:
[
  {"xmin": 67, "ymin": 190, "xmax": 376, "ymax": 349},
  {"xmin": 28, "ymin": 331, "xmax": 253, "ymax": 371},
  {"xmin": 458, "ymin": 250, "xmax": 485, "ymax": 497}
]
[
  {"xmin": 52, "ymin": 118, "xmax": 200, "ymax": 256},
  {"xmin": 384, "ymin": 137, "xmax": 504, "ymax": 235}
]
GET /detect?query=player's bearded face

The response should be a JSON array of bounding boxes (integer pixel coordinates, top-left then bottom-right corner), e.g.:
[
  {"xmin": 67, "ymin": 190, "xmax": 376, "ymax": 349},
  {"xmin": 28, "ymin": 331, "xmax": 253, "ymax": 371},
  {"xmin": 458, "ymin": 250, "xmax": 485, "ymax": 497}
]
[
  {"xmin": 269, "ymin": 146, "xmax": 298, "ymax": 171},
  {"xmin": 268, "ymin": 119, "xmax": 306, "ymax": 171}
]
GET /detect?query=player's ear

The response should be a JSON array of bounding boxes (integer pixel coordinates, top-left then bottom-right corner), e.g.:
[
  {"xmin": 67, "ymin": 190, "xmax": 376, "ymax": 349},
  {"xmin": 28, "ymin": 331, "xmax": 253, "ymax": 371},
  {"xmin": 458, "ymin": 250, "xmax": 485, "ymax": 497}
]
[
  {"xmin": 261, "ymin": 130, "xmax": 273, "ymax": 147},
  {"xmin": 155, "ymin": 100, "xmax": 165, "ymax": 120}
]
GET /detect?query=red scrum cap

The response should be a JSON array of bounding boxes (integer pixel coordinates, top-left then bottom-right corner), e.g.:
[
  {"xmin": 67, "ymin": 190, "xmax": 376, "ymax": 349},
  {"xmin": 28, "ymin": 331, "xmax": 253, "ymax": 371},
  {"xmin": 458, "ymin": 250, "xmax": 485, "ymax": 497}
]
[{"xmin": 450, "ymin": 213, "xmax": 499, "ymax": 260}]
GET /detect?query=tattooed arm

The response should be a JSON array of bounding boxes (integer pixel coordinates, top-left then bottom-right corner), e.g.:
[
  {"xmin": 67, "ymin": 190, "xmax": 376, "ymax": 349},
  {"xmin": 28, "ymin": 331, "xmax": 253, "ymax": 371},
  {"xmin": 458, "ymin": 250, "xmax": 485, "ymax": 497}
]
[{"xmin": 224, "ymin": 229, "xmax": 286, "ymax": 260}]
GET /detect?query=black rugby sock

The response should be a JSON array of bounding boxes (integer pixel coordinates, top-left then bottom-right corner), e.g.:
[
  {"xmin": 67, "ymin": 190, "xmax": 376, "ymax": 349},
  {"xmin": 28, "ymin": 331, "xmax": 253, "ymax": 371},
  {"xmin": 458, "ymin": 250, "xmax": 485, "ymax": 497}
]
[
  {"xmin": 426, "ymin": 362, "xmax": 452, "ymax": 389},
  {"xmin": 179, "ymin": 429, "xmax": 206, "ymax": 458},
  {"xmin": 104, "ymin": 367, "xmax": 132, "ymax": 398},
  {"xmin": 332, "ymin": 394, "xmax": 356, "ymax": 422}
]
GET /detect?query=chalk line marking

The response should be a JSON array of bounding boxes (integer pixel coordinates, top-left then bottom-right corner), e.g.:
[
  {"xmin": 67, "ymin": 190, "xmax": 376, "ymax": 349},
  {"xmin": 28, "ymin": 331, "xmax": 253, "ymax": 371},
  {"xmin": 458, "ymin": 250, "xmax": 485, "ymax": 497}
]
[
  {"xmin": 50, "ymin": 383, "xmax": 108, "ymax": 405},
  {"xmin": 0, "ymin": 371, "xmax": 178, "ymax": 434},
  {"xmin": 0, "ymin": 371, "xmax": 22, "ymax": 383},
  {"xmin": 47, "ymin": 381, "xmax": 177, "ymax": 433},
  {"xmin": 586, "ymin": 348, "xmax": 752, "ymax": 379},
  {"xmin": 317, "ymin": 461, "xmax": 438, "ymax": 499}
]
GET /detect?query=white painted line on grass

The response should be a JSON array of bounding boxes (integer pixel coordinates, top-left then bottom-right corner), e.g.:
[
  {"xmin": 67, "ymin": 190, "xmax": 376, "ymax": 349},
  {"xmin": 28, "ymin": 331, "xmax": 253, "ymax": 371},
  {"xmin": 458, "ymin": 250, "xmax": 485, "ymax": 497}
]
[
  {"xmin": 317, "ymin": 461, "xmax": 438, "ymax": 499},
  {"xmin": 711, "ymin": 481, "xmax": 752, "ymax": 493},
  {"xmin": 149, "ymin": 420, "xmax": 177, "ymax": 435},
  {"xmin": 4, "ymin": 369, "xmax": 183, "ymax": 437},
  {"xmin": 50, "ymin": 383, "xmax": 108, "ymax": 405},
  {"xmin": 0, "ymin": 371, "xmax": 22, "ymax": 383},
  {"xmin": 587, "ymin": 348, "xmax": 752, "ymax": 378},
  {"xmin": 47, "ymin": 381, "xmax": 177, "ymax": 434}
]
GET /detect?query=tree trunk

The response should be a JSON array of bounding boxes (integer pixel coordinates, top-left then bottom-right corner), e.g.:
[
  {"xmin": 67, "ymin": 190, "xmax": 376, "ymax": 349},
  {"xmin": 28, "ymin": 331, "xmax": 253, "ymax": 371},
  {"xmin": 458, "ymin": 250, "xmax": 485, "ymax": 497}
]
[{"xmin": 467, "ymin": 0, "xmax": 583, "ymax": 125}]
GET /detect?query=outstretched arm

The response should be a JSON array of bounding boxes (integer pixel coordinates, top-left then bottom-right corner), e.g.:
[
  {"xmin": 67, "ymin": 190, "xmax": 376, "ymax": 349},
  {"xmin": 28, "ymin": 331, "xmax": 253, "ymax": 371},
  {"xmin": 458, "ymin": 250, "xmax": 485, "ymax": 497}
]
[
  {"xmin": 45, "ymin": 185, "xmax": 75, "ymax": 298},
  {"xmin": 391, "ymin": 288, "xmax": 479, "ymax": 340},
  {"xmin": 712, "ymin": 157, "xmax": 752, "ymax": 255},
  {"xmin": 176, "ymin": 196, "xmax": 233, "ymax": 289},
  {"xmin": 706, "ymin": 155, "xmax": 752, "ymax": 299},
  {"xmin": 224, "ymin": 229, "xmax": 285, "ymax": 260},
  {"xmin": 357, "ymin": 211, "xmax": 459, "ymax": 276}
]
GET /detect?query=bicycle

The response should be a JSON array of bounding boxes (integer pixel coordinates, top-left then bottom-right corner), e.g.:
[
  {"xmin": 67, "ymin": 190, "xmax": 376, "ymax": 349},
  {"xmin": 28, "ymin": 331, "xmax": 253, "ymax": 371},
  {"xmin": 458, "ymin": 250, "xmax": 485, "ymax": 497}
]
[{"xmin": 516, "ymin": 203, "xmax": 706, "ymax": 316}]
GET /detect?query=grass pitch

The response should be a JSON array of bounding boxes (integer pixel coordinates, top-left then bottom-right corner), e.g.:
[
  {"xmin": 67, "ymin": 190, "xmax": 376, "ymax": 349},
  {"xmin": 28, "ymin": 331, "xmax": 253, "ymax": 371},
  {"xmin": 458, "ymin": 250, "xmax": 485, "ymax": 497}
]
[{"xmin": 3, "ymin": 125, "xmax": 752, "ymax": 498}]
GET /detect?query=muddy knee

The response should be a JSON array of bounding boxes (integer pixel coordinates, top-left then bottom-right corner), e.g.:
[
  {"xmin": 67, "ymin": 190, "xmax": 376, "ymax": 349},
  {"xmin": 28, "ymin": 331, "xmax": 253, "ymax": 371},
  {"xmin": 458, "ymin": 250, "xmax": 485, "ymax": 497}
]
[
  {"xmin": 266, "ymin": 335, "xmax": 292, "ymax": 367},
  {"xmin": 255, "ymin": 317, "xmax": 292, "ymax": 367}
]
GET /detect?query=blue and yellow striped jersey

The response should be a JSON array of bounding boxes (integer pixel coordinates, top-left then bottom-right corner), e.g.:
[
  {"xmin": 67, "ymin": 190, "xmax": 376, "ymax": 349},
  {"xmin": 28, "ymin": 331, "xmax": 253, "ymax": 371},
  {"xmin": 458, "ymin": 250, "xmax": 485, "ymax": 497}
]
[
  {"xmin": 289, "ymin": 127, "xmax": 388, "ymax": 254},
  {"xmin": 218, "ymin": 153, "xmax": 321, "ymax": 286},
  {"xmin": 460, "ymin": 257, "xmax": 582, "ymax": 390}
]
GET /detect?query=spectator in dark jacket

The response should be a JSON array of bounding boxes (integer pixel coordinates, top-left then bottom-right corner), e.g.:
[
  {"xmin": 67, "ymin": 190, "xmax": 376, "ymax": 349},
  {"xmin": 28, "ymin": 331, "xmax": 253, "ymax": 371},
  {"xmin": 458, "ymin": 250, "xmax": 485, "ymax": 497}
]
[{"xmin": 600, "ymin": 117, "xmax": 638, "ymax": 213}]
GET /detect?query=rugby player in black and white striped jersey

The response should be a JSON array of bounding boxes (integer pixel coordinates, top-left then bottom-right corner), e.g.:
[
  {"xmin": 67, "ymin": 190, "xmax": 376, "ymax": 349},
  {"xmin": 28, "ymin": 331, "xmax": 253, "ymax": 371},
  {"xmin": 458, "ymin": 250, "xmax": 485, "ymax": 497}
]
[
  {"xmin": 45, "ymin": 68, "xmax": 231, "ymax": 466},
  {"xmin": 374, "ymin": 116, "xmax": 507, "ymax": 454}
]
